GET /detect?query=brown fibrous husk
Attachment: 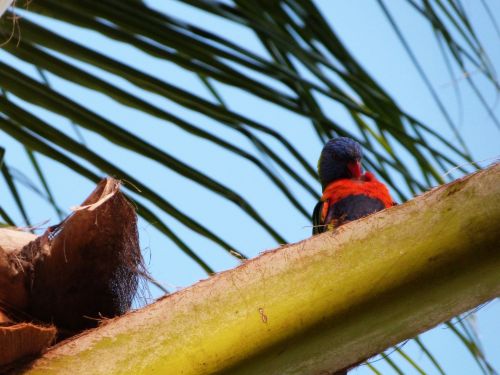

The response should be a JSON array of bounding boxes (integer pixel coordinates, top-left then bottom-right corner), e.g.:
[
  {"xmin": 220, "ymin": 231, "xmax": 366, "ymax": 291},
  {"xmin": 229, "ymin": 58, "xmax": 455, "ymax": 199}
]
[
  {"xmin": 0, "ymin": 323, "xmax": 56, "ymax": 370},
  {"xmin": 0, "ymin": 230, "xmax": 35, "ymax": 312},
  {"xmin": 0, "ymin": 178, "xmax": 145, "ymax": 367},
  {"xmin": 18, "ymin": 178, "xmax": 144, "ymax": 332}
]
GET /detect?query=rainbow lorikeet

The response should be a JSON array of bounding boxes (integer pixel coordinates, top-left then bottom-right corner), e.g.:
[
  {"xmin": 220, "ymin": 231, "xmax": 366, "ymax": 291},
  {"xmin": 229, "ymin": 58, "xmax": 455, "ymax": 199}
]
[{"xmin": 312, "ymin": 137, "xmax": 395, "ymax": 235}]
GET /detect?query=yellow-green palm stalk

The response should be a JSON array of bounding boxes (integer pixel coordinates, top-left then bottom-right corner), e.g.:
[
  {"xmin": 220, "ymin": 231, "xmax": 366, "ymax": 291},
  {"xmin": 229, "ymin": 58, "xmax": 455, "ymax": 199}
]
[{"xmin": 14, "ymin": 164, "xmax": 500, "ymax": 374}]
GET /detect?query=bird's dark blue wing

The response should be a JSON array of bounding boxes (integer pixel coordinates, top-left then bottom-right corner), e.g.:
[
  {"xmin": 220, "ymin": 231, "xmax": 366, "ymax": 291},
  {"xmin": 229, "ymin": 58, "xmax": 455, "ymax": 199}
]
[{"xmin": 312, "ymin": 200, "xmax": 325, "ymax": 235}]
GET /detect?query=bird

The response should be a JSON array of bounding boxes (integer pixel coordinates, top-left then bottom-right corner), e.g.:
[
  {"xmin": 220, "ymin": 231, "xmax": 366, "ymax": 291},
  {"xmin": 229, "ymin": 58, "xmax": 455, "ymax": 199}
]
[{"xmin": 312, "ymin": 137, "xmax": 395, "ymax": 235}]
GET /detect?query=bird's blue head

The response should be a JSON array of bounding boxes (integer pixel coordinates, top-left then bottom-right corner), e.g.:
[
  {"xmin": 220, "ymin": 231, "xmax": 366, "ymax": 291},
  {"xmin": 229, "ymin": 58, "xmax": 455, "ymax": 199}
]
[{"xmin": 318, "ymin": 137, "xmax": 363, "ymax": 190}]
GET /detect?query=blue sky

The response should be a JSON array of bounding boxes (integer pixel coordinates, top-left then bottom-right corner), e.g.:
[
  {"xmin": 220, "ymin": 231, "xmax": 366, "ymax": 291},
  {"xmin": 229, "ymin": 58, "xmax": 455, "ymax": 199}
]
[{"xmin": 0, "ymin": 0, "xmax": 499, "ymax": 373}]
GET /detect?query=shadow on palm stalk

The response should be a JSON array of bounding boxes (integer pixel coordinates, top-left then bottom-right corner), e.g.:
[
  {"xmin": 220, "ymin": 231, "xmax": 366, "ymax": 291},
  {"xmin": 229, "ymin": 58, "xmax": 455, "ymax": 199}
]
[{"xmin": 0, "ymin": 177, "xmax": 146, "ymax": 369}]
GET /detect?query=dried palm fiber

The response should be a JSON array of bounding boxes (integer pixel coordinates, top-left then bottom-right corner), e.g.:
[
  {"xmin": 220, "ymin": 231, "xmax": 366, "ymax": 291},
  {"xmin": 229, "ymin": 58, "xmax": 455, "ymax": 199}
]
[
  {"xmin": 17, "ymin": 177, "xmax": 144, "ymax": 332},
  {"xmin": 0, "ymin": 229, "xmax": 35, "ymax": 311},
  {"xmin": 0, "ymin": 178, "xmax": 143, "ymax": 368},
  {"xmin": 0, "ymin": 323, "xmax": 56, "ymax": 368},
  {"xmin": 0, "ymin": 230, "xmax": 55, "ymax": 369}
]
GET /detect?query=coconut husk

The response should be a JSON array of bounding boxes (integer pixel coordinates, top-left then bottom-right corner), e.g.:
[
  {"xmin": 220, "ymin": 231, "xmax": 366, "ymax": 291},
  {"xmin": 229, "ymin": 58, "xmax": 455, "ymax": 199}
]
[
  {"xmin": 0, "ymin": 310, "xmax": 12, "ymax": 324},
  {"xmin": 0, "ymin": 322, "xmax": 56, "ymax": 369},
  {"xmin": 19, "ymin": 177, "xmax": 144, "ymax": 332},
  {"xmin": 0, "ymin": 178, "xmax": 143, "ymax": 368},
  {"xmin": 0, "ymin": 229, "xmax": 36, "ymax": 312}
]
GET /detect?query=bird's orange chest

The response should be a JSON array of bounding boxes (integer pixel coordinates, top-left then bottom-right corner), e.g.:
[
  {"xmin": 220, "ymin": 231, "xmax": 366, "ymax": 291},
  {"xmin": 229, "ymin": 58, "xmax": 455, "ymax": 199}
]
[{"xmin": 320, "ymin": 176, "xmax": 393, "ymax": 221}]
